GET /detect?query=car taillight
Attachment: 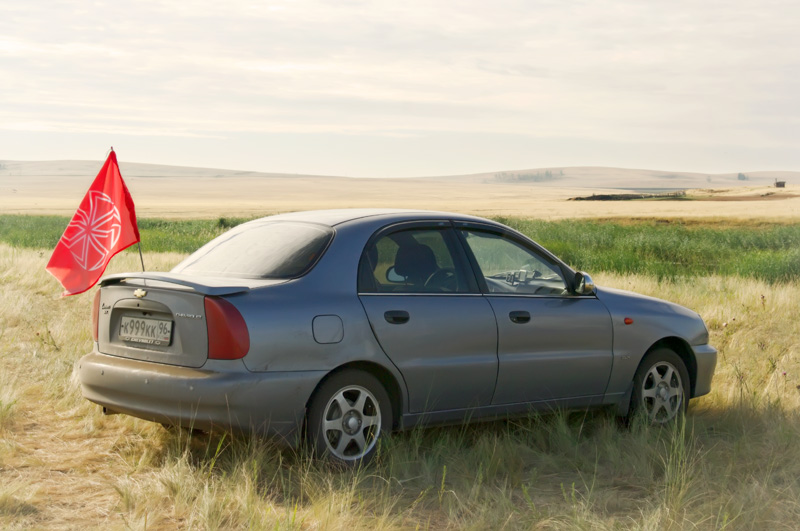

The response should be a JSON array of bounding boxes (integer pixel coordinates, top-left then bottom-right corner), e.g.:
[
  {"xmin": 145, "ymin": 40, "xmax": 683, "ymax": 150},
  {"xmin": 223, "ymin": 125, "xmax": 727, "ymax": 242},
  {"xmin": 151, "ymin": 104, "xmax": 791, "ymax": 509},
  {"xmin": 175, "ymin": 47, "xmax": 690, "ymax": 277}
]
[
  {"xmin": 204, "ymin": 296, "xmax": 250, "ymax": 360},
  {"xmin": 92, "ymin": 290, "xmax": 101, "ymax": 342}
]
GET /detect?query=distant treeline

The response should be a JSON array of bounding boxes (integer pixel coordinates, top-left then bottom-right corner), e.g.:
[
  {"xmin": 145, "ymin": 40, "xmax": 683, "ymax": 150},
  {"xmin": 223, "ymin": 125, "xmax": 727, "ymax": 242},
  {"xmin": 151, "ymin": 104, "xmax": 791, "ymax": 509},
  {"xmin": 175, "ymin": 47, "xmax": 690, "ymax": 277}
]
[{"xmin": 570, "ymin": 191, "xmax": 688, "ymax": 201}]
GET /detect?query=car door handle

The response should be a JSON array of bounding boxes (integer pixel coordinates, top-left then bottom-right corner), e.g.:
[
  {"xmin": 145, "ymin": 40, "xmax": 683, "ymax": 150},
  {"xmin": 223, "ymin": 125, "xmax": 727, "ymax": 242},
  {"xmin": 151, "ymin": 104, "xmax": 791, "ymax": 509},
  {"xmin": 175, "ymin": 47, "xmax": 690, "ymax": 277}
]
[
  {"xmin": 384, "ymin": 310, "xmax": 410, "ymax": 324},
  {"xmin": 509, "ymin": 311, "xmax": 530, "ymax": 324}
]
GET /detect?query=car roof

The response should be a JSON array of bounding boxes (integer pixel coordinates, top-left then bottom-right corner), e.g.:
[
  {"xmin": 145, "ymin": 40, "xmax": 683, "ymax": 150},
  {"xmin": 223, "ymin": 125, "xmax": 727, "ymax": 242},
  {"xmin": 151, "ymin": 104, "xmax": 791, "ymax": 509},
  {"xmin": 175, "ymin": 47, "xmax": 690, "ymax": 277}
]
[{"xmin": 258, "ymin": 208, "xmax": 494, "ymax": 227}]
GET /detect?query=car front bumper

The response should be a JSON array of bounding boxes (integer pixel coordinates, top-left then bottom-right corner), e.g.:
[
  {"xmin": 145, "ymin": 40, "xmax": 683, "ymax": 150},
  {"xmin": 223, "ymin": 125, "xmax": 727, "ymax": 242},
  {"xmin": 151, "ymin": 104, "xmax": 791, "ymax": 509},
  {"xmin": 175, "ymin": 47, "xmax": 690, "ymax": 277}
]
[
  {"xmin": 691, "ymin": 343, "xmax": 717, "ymax": 398},
  {"xmin": 77, "ymin": 350, "xmax": 326, "ymax": 445}
]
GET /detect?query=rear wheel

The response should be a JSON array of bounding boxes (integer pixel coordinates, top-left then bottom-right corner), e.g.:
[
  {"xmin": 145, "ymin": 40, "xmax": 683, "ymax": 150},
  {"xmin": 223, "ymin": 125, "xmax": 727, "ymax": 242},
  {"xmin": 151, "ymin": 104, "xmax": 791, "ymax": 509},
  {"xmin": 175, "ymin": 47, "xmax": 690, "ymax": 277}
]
[
  {"xmin": 631, "ymin": 348, "xmax": 690, "ymax": 424},
  {"xmin": 307, "ymin": 370, "xmax": 392, "ymax": 466}
]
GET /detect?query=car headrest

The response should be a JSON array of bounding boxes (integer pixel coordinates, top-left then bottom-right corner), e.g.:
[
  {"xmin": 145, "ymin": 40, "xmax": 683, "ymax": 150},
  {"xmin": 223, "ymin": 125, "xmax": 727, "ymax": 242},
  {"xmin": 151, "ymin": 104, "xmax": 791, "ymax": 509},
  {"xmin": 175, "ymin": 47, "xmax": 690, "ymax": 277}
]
[{"xmin": 394, "ymin": 243, "xmax": 437, "ymax": 282}]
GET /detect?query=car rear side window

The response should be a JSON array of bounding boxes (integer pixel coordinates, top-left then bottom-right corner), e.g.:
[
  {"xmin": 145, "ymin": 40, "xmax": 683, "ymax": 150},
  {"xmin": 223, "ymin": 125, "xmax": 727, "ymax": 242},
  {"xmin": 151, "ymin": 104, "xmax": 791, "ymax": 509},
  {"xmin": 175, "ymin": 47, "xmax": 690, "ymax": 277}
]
[{"xmin": 173, "ymin": 221, "xmax": 334, "ymax": 279}]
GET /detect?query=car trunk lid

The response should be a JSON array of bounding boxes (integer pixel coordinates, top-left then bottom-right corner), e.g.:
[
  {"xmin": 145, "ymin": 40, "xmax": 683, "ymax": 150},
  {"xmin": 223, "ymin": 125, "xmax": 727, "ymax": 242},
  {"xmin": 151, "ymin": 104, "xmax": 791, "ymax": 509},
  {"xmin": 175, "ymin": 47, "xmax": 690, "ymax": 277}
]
[{"xmin": 96, "ymin": 273, "xmax": 281, "ymax": 368}]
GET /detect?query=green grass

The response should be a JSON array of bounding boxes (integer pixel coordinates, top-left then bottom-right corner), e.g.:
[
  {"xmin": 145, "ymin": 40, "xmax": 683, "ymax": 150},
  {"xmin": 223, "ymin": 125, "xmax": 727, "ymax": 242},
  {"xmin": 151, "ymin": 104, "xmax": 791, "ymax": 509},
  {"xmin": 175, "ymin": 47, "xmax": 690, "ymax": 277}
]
[
  {"xmin": 2, "ymin": 214, "xmax": 799, "ymax": 282},
  {"xmin": 496, "ymin": 217, "xmax": 800, "ymax": 283},
  {"xmin": 0, "ymin": 215, "xmax": 251, "ymax": 254}
]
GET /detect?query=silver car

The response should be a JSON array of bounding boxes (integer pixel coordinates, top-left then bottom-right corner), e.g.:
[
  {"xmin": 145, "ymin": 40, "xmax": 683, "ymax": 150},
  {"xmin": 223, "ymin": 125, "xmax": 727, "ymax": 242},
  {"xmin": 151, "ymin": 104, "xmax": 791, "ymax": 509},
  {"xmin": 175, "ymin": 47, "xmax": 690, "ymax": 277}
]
[{"xmin": 78, "ymin": 209, "xmax": 717, "ymax": 465}]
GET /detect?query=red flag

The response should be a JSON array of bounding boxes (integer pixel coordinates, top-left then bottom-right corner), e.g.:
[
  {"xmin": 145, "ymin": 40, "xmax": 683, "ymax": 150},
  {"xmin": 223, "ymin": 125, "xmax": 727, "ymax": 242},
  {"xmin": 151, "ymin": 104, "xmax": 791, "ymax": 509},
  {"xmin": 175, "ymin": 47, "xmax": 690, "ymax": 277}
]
[{"xmin": 46, "ymin": 150, "xmax": 140, "ymax": 297}]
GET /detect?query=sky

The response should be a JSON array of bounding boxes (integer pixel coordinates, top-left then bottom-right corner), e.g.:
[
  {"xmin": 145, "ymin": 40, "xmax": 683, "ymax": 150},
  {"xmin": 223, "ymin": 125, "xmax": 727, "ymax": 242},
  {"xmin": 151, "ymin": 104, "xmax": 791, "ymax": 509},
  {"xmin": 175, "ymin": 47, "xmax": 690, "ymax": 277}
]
[{"xmin": 1, "ymin": 0, "xmax": 799, "ymax": 177}]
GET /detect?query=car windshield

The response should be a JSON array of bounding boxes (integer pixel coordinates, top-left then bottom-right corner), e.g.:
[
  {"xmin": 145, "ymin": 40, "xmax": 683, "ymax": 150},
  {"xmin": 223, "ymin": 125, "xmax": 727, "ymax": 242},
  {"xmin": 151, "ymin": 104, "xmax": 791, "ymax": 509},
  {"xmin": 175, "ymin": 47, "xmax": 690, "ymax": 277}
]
[{"xmin": 173, "ymin": 221, "xmax": 334, "ymax": 279}]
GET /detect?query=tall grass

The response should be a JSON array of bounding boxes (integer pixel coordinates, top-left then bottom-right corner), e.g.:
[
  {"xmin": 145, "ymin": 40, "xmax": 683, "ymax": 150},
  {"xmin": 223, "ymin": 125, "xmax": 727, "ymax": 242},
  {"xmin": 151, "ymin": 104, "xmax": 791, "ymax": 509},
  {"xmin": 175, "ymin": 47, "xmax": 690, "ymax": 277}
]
[
  {"xmin": 0, "ymin": 379, "xmax": 16, "ymax": 432},
  {"xmin": 1, "ymin": 244, "xmax": 800, "ymax": 528}
]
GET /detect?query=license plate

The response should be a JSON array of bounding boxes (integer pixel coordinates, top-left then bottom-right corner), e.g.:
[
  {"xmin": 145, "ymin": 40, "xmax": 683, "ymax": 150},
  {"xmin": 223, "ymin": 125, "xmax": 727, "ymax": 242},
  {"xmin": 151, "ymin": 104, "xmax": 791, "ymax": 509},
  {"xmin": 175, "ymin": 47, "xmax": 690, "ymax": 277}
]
[{"xmin": 119, "ymin": 316, "xmax": 173, "ymax": 346}]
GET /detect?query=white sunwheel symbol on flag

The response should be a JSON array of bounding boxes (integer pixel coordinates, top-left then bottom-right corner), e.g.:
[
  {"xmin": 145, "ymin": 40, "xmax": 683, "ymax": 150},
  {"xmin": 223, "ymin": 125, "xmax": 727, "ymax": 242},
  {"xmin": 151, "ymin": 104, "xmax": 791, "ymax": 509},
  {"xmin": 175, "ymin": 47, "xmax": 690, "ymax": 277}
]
[{"xmin": 62, "ymin": 191, "xmax": 122, "ymax": 271}]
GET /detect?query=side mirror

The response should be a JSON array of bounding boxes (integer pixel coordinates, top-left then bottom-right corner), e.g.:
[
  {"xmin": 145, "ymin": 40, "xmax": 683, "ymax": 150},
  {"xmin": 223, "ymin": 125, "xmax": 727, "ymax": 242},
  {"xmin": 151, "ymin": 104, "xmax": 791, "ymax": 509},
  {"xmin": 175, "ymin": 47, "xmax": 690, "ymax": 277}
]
[{"xmin": 575, "ymin": 271, "xmax": 596, "ymax": 295}]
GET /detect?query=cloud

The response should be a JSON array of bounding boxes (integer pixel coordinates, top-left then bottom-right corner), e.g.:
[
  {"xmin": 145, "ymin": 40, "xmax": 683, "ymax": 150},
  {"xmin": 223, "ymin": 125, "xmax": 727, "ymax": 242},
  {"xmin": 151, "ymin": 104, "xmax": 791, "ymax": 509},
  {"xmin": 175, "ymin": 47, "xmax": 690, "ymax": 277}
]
[{"xmin": 1, "ymin": 0, "xmax": 798, "ymax": 174}]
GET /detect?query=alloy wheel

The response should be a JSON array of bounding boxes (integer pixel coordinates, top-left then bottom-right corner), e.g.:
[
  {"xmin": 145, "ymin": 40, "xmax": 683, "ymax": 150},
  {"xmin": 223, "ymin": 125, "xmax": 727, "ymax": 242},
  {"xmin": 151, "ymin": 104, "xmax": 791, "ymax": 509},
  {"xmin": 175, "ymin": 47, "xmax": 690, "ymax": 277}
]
[
  {"xmin": 640, "ymin": 361, "xmax": 684, "ymax": 423},
  {"xmin": 322, "ymin": 385, "xmax": 382, "ymax": 460}
]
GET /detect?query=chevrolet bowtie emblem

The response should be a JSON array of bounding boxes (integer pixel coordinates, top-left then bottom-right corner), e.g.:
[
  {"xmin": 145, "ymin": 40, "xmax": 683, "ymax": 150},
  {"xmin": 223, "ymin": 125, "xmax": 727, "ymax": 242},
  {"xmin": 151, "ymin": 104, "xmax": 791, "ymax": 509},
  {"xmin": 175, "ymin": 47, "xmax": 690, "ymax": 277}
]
[{"xmin": 133, "ymin": 289, "xmax": 147, "ymax": 298}]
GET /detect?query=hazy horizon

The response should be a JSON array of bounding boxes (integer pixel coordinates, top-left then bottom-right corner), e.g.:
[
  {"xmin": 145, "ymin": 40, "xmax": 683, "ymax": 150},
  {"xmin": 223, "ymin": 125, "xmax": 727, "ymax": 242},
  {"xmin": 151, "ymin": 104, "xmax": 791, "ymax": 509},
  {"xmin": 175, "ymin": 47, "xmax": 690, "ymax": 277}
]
[{"xmin": 3, "ymin": 158, "xmax": 799, "ymax": 181}]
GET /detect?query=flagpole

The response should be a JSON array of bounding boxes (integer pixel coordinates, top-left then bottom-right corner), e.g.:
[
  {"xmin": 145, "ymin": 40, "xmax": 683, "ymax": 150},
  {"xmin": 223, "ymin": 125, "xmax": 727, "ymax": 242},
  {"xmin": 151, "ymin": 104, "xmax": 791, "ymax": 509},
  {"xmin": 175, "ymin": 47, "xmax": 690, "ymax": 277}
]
[{"xmin": 110, "ymin": 145, "xmax": 144, "ymax": 272}]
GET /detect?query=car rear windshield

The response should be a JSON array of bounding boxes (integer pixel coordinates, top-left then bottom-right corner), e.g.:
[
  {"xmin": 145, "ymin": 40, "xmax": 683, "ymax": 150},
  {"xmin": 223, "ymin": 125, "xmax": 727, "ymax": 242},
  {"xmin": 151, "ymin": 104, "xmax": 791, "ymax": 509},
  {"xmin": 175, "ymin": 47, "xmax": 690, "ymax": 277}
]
[{"xmin": 173, "ymin": 221, "xmax": 334, "ymax": 279}]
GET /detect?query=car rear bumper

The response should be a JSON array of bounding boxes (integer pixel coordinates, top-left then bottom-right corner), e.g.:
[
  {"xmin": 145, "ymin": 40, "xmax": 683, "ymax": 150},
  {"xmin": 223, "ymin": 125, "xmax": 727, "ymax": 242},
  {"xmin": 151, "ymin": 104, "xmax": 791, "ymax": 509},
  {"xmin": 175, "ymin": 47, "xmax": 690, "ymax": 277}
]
[
  {"xmin": 77, "ymin": 350, "xmax": 326, "ymax": 446},
  {"xmin": 691, "ymin": 343, "xmax": 717, "ymax": 398}
]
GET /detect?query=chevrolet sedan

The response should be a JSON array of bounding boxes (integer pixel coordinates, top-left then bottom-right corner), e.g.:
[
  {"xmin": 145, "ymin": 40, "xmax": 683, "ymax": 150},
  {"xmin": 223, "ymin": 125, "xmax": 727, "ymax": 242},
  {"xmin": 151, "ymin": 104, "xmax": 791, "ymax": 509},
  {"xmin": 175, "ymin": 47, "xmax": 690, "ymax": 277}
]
[{"xmin": 78, "ymin": 209, "xmax": 717, "ymax": 465}]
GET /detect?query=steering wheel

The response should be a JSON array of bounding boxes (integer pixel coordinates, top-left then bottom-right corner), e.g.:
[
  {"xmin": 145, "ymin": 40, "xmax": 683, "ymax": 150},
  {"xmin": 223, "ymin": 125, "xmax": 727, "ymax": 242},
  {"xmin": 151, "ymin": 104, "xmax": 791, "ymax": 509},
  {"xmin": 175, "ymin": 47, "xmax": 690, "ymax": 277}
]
[{"xmin": 424, "ymin": 268, "xmax": 457, "ymax": 291}]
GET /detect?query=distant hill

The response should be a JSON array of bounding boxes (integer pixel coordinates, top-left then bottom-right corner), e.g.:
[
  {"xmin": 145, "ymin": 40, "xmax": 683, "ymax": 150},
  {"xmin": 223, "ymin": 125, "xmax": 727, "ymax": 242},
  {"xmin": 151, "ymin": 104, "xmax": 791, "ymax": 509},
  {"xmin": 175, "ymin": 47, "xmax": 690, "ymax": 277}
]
[
  {"xmin": 1, "ymin": 160, "xmax": 796, "ymax": 190},
  {"xmin": 433, "ymin": 166, "xmax": 798, "ymax": 190},
  {"xmin": 1, "ymin": 160, "xmax": 797, "ymax": 219},
  {"xmin": 0, "ymin": 160, "xmax": 330, "ymax": 180}
]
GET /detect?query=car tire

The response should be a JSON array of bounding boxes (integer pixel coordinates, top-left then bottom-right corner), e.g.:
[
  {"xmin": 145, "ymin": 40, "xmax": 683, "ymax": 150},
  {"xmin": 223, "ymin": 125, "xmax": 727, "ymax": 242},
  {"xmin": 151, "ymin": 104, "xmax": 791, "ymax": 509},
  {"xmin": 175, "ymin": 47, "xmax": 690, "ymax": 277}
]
[
  {"xmin": 307, "ymin": 369, "xmax": 393, "ymax": 466},
  {"xmin": 630, "ymin": 348, "xmax": 690, "ymax": 424}
]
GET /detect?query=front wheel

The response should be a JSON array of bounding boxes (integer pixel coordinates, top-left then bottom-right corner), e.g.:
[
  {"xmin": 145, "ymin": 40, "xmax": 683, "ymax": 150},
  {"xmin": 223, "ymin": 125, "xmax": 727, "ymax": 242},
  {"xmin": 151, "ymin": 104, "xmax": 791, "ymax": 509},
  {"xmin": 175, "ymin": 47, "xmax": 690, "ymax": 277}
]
[
  {"xmin": 630, "ymin": 348, "xmax": 690, "ymax": 424},
  {"xmin": 307, "ymin": 370, "xmax": 392, "ymax": 466}
]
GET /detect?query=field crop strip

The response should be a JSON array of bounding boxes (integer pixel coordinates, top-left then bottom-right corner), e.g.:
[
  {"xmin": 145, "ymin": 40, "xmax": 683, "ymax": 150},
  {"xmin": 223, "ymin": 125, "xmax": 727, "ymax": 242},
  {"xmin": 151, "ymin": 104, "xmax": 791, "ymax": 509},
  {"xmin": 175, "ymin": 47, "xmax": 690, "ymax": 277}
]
[
  {"xmin": 3, "ymin": 215, "xmax": 800, "ymax": 281},
  {"xmin": 0, "ymin": 216, "xmax": 799, "ymax": 529}
]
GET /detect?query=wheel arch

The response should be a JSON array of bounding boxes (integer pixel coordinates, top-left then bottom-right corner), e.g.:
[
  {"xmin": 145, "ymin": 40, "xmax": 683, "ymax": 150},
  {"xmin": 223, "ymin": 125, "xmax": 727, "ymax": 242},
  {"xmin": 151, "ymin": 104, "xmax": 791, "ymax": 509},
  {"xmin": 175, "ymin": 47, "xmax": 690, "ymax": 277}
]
[
  {"xmin": 646, "ymin": 337, "xmax": 698, "ymax": 397},
  {"xmin": 304, "ymin": 360, "xmax": 404, "ymax": 430}
]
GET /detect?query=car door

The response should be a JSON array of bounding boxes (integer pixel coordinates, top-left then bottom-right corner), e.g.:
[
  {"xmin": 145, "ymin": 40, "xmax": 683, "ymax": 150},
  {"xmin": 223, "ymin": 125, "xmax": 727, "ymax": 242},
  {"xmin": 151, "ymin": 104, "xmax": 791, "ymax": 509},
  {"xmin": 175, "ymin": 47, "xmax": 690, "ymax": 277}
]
[
  {"xmin": 358, "ymin": 222, "xmax": 498, "ymax": 414},
  {"xmin": 456, "ymin": 225, "xmax": 613, "ymax": 405}
]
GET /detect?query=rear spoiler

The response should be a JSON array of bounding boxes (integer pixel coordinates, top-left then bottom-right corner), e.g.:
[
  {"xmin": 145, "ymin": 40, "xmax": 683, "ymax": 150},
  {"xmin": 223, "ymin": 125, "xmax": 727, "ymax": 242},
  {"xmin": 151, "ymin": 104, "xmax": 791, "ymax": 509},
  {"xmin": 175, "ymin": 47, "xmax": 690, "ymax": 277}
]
[{"xmin": 100, "ymin": 272, "xmax": 251, "ymax": 296}]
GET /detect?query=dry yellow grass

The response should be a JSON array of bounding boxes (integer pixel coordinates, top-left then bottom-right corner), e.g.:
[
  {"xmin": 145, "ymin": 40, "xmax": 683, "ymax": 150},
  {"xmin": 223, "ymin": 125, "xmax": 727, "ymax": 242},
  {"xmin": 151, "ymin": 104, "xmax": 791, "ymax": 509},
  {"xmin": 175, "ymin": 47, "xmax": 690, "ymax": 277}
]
[{"xmin": 1, "ymin": 243, "xmax": 799, "ymax": 529}]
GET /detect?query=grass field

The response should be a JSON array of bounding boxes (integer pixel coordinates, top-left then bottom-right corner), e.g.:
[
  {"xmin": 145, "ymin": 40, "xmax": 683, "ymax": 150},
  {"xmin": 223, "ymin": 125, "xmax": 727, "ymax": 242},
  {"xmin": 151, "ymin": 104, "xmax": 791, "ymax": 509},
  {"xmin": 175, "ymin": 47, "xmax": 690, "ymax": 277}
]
[
  {"xmin": 0, "ymin": 215, "xmax": 250, "ymax": 254},
  {"xmin": 3, "ymin": 214, "xmax": 800, "ymax": 282},
  {"xmin": 1, "ymin": 216, "xmax": 799, "ymax": 529}
]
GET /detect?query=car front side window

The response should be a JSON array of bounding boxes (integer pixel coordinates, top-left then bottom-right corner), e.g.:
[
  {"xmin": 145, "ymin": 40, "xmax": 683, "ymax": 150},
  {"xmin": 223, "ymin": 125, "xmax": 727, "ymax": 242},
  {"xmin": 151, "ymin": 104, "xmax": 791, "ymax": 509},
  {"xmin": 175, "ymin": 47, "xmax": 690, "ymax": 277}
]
[
  {"xmin": 459, "ymin": 229, "xmax": 568, "ymax": 295},
  {"xmin": 359, "ymin": 227, "xmax": 473, "ymax": 294}
]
